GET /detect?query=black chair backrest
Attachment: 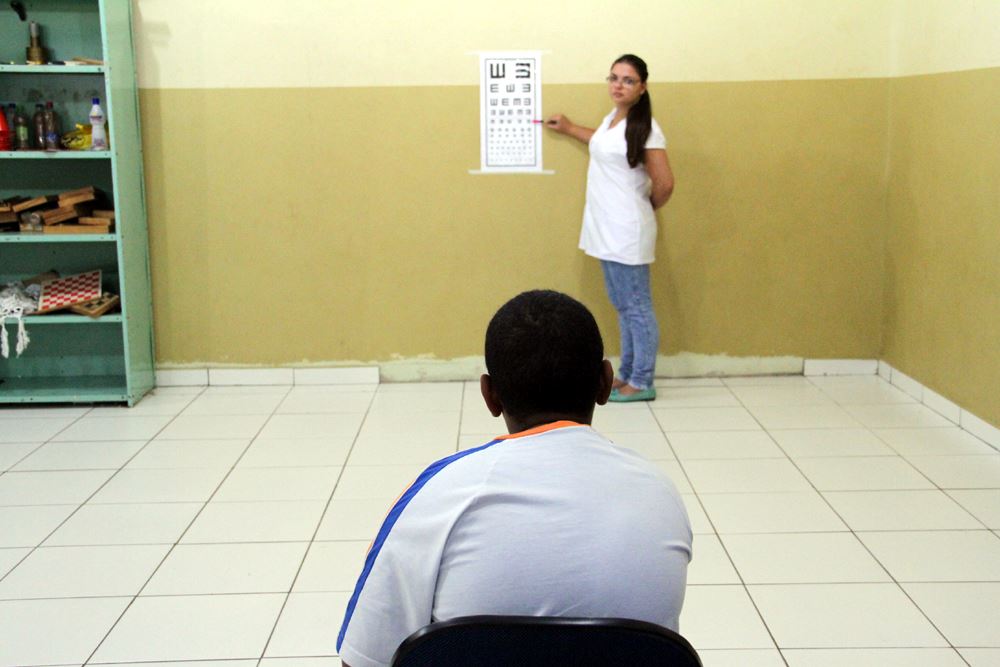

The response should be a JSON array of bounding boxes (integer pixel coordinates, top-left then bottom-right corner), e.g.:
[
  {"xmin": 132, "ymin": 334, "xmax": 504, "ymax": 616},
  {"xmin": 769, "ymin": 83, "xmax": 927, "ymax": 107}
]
[{"xmin": 391, "ymin": 615, "xmax": 702, "ymax": 667}]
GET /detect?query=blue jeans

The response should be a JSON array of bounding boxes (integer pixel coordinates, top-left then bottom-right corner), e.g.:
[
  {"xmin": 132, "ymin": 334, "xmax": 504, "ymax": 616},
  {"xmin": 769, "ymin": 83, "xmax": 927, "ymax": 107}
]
[{"xmin": 600, "ymin": 260, "xmax": 659, "ymax": 390}]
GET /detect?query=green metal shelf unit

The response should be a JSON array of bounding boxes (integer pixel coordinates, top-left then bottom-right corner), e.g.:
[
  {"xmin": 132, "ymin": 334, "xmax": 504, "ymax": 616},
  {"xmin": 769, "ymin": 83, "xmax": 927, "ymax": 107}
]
[{"xmin": 1, "ymin": 0, "xmax": 153, "ymax": 405}]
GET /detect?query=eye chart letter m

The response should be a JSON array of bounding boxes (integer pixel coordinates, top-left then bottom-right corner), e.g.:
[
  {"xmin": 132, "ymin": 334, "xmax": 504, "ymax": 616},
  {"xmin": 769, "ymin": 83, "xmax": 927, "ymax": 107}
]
[{"xmin": 479, "ymin": 52, "xmax": 543, "ymax": 173}]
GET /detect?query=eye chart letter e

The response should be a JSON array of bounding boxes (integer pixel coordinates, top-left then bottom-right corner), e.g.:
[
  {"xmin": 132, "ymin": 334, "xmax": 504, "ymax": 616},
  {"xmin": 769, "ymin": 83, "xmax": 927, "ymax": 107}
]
[{"xmin": 479, "ymin": 52, "xmax": 543, "ymax": 173}]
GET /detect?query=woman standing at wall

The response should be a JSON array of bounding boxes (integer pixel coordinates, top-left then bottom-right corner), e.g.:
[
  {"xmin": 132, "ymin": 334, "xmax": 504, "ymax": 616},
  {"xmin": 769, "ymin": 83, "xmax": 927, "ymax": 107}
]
[{"xmin": 546, "ymin": 54, "xmax": 674, "ymax": 402}]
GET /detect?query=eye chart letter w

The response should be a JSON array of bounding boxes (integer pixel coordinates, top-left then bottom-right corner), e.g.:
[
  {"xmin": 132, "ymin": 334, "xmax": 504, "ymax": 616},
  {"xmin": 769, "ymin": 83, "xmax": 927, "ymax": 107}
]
[{"xmin": 479, "ymin": 51, "xmax": 543, "ymax": 173}]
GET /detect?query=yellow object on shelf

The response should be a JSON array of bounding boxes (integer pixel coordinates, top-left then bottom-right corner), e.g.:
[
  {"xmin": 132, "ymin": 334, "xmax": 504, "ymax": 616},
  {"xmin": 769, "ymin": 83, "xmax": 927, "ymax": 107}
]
[{"xmin": 60, "ymin": 123, "xmax": 92, "ymax": 150}]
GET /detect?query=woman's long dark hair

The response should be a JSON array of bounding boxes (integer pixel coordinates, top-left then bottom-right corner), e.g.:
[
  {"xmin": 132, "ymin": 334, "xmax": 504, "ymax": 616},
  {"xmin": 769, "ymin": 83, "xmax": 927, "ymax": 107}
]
[{"xmin": 614, "ymin": 54, "xmax": 652, "ymax": 168}]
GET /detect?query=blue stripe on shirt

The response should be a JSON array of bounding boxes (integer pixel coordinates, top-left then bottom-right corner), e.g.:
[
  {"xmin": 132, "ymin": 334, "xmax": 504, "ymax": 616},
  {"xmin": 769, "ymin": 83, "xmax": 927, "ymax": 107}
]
[{"xmin": 336, "ymin": 437, "xmax": 504, "ymax": 651}]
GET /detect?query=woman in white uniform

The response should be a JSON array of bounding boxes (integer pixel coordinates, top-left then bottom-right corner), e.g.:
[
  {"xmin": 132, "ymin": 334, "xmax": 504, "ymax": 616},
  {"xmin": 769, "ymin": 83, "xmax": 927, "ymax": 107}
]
[{"xmin": 546, "ymin": 54, "xmax": 674, "ymax": 402}]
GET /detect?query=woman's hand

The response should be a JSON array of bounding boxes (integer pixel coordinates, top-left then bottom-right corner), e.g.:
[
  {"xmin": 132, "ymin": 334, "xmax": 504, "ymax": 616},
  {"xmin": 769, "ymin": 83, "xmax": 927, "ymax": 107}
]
[
  {"xmin": 645, "ymin": 149, "xmax": 674, "ymax": 210},
  {"xmin": 544, "ymin": 114, "xmax": 573, "ymax": 134},
  {"xmin": 545, "ymin": 114, "xmax": 596, "ymax": 144}
]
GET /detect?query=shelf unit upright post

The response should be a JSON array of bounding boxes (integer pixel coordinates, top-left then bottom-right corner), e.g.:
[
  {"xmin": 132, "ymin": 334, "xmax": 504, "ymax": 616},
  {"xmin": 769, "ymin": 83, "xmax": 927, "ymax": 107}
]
[{"xmin": 0, "ymin": 0, "xmax": 154, "ymax": 405}]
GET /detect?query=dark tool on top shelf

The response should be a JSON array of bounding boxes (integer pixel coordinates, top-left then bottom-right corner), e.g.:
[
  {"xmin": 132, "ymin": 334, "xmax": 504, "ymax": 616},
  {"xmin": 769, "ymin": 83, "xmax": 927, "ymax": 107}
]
[{"xmin": 10, "ymin": 2, "xmax": 26, "ymax": 21}]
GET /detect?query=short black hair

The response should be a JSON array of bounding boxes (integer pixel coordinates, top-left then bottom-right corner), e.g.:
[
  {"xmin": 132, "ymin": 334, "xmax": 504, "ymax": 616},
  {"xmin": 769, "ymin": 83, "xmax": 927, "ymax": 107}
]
[{"xmin": 485, "ymin": 290, "xmax": 605, "ymax": 420}]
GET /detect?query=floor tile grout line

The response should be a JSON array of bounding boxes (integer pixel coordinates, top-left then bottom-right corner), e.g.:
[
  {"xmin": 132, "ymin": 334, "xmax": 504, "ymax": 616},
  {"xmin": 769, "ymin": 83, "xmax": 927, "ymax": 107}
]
[
  {"xmin": 3, "ymin": 379, "xmax": 995, "ymax": 663},
  {"xmin": 254, "ymin": 383, "xmax": 379, "ymax": 667},
  {"xmin": 856, "ymin": 415, "xmax": 995, "ymax": 531},
  {"xmin": 652, "ymin": 388, "xmax": 791, "ymax": 664},
  {"xmin": 807, "ymin": 375, "xmax": 996, "ymax": 454},
  {"xmin": 800, "ymin": 376, "xmax": 968, "ymax": 656},
  {"xmin": 736, "ymin": 387, "xmax": 915, "ymax": 599},
  {"xmin": 679, "ymin": 383, "xmax": 803, "ymax": 665},
  {"xmin": 0, "ymin": 404, "xmax": 98, "ymax": 478},
  {"xmin": 0, "ymin": 441, "xmax": 51, "ymax": 476},
  {"xmin": 707, "ymin": 378, "xmax": 991, "ymax": 658},
  {"xmin": 0, "ymin": 388, "xmax": 208, "ymax": 588},
  {"xmin": 81, "ymin": 384, "xmax": 290, "ymax": 666}
]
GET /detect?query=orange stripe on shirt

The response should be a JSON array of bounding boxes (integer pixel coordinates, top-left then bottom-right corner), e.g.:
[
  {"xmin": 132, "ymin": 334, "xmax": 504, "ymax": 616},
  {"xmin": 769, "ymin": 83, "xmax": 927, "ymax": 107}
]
[{"xmin": 495, "ymin": 420, "xmax": 585, "ymax": 440}]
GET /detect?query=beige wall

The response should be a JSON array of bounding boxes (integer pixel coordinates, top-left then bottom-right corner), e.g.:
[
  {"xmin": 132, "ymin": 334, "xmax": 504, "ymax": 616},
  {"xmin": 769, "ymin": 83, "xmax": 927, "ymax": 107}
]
[
  {"xmin": 883, "ymin": 67, "xmax": 1000, "ymax": 428},
  {"xmin": 882, "ymin": 1, "xmax": 1000, "ymax": 426},
  {"xmin": 142, "ymin": 79, "xmax": 887, "ymax": 365},
  {"xmin": 135, "ymin": 2, "xmax": 997, "ymax": 426}
]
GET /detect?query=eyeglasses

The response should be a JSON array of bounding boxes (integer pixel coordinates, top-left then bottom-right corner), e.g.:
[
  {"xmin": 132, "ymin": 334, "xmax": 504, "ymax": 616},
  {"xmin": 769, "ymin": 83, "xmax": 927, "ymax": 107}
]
[{"xmin": 606, "ymin": 75, "xmax": 640, "ymax": 87}]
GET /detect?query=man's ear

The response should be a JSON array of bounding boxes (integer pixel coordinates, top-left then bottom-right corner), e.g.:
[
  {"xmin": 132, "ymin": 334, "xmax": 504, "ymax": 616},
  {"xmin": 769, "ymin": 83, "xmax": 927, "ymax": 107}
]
[
  {"xmin": 480, "ymin": 373, "xmax": 504, "ymax": 417},
  {"xmin": 596, "ymin": 359, "xmax": 614, "ymax": 406}
]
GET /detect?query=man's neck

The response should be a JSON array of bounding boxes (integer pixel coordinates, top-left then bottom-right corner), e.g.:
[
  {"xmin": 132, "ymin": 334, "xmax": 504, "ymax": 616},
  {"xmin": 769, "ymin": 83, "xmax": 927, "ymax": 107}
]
[{"xmin": 503, "ymin": 411, "xmax": 593, "ymax": 435}]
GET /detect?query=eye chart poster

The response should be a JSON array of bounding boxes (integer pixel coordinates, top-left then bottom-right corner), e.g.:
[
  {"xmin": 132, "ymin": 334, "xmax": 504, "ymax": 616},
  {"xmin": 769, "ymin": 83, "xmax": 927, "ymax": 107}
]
[{"xmin": 479, "ymin": 51, "xmax": 543, "ymax": 173}]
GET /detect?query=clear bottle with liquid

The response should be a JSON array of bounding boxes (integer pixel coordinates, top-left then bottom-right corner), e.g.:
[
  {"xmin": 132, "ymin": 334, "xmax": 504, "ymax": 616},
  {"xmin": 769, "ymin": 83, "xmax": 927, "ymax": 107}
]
[
  {"xmin": 42, "ymin": 100, "xmax": 59, "ymax": 151},
  {"xmin": 32, "ymin": 103, "xmax": 45, "ymax": 149},
  {"xmin": 10, "ymin": 104, "xmax": 31, "ymax": 150},
  {"xmin": 88, "ymin": 97, "xmax": 107, "ymax": 150}
]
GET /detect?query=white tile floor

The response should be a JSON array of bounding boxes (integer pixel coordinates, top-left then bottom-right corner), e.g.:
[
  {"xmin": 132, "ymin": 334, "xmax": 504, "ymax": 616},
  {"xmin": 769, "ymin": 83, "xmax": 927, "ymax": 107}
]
[{"xmin": 0, "ymin": 375, "xmax": 998, "ymax": 666}]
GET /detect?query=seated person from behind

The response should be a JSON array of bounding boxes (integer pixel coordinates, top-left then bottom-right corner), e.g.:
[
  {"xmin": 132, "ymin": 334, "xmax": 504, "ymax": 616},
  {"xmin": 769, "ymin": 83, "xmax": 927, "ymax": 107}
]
[{"xmin": 337, "ymin": 289, "xmax": 693, "ymax": 667}]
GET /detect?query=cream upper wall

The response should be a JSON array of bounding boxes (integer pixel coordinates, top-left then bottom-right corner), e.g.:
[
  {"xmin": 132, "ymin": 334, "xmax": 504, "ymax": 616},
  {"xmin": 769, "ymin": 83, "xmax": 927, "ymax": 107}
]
[
  {"xmin": 132, "ymin": 1, "xmax": 1000, "ymax": 89},
  {"xmin": 133, "ymin": 0, "xmax": 897, "ymax": 88},
  {"xmin": 891, "ymin": 0, "xmax": 1000, "ymax": 75}
]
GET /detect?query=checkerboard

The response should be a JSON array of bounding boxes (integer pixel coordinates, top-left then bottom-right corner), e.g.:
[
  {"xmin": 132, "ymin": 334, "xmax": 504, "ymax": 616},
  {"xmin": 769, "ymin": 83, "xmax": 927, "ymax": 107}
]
[{"xmin": 37, "ymin": 270, "xmax": 103, "ymax": 313}]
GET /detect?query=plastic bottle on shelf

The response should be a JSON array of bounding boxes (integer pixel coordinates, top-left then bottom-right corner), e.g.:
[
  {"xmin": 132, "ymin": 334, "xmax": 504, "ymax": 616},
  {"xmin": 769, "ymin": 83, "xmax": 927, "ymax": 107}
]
[
  {"xmin": 88, "ymin": 97, "xmax": 108, "ymax": 150},
  {"xmin": 42, "ymin": 101, "xmax": 60, "ymax": 151},
  {"xmin": 11, "ymin": 104, "xmax": 31, "ymax": 150},
  {"xmin": 0, "ymin": 105, "xmax": 10, "ymax": 151},
  {"xmin": 32, "ymin": 103, "xmax": 45, "ymax": 149}
]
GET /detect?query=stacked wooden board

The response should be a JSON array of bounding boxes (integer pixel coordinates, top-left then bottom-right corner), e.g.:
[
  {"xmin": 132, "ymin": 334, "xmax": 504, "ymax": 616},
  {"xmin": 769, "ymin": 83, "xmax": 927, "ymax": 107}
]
[{"xmin": 0, "ymin": 186, "xmax": 115, "ymax": 234}]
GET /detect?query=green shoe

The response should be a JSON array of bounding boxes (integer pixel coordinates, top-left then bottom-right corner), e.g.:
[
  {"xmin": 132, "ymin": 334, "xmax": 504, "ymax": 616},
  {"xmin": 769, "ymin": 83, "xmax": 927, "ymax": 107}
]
[{"xmin": 609, "ymin": 387, "xmax": 657, "ymax": 402}]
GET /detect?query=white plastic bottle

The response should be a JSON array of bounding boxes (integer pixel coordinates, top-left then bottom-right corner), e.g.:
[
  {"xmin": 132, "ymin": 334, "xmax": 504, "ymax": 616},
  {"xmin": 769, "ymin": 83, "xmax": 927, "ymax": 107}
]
[{"xmin": 89, "ymin": 97, "xmax": 108, "ymax": 150}]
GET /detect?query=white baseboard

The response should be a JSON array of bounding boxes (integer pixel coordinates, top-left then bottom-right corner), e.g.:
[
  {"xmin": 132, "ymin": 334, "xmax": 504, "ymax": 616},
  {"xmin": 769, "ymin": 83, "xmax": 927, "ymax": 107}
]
[
  {"xmin": 803, "ymin": 359, "xmax": 878, "ymax": 376},
  {"xmin": 153, "ymin": 358, "xmax": 999, "ymax": 451},
  {"xmin": 960, "ymin": 409, "xmax": 1000, "ymax": 449},
  {"xmin": 889, "ymin": 368, "xmax": 925, "ymax": 401},
  {"xmin": 209, "ymin": 368, "xmax": 294, "ymax": 386},
  {"xmin": 878, "ymin": 362, "xmax": 999, "ymax": 451},
  {"xmin": 156, "ymin": 369, "xmax": 209, "ymax": 387},
  {"xmin": 294, "ymin": 367, "xmax": 380, "ymax": 385},
  {"xmin": 156, "ymin": 366, "xmax": 379, "ymax": 386},
  {"xmin": 922, "ymin": 387, "xmax": 962, "ymax": 424},
  {"xmin": 156, "ymin": 353, "xmax": 805, "ymax": 387}
]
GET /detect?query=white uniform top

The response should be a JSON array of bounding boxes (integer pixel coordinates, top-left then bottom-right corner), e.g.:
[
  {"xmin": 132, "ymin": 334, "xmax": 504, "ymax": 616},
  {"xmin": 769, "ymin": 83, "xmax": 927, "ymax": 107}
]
[
  {"xmin": 579, "ymin": 110, "xmax": 667, "ymax": 265},
  {"xmin": 337, "ymin": 421, "xmax": 692, "ymax": 667}
]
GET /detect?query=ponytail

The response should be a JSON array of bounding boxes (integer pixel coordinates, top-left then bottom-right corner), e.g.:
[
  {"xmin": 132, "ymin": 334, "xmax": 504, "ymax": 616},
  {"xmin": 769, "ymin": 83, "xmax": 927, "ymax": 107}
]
[
  {"xmin": 613, "ymin": 53, "xmax": 653, "ymax": 168},
  {"xmin": 625, "ymin": 91, "xmax": 652, "ymax": 168}
]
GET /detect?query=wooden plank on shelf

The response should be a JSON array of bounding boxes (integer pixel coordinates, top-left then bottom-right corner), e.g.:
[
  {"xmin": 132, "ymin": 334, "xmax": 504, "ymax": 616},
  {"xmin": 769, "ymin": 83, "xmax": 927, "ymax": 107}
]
[
  {"xmin": 41, "ymin": 203, "xmax": 92, "ymax": 225},
  {"xmin": 78, "ymin": 216, "xmax": 114, "ymax": 227},
  {"xmin": 1, "ymin": 197, "xmax": 27, "ymax": 213},
  {"xmin": 43, "ymin": 223, "xmax": 111, "ymax": 234},
  {"xmin": 58, "ymin": 191, "xmax": 99, "ymax": 208},
  {"xmin": 11, "ymin": 195, "xmax": 55, "ymax": 213},
  {"xmin": 57, "ymin": 186, "xmax": 96, "ymax": 200},
  {"xmin": 57, "ymin": 193, "xmax": 97, "ymax": 208}
]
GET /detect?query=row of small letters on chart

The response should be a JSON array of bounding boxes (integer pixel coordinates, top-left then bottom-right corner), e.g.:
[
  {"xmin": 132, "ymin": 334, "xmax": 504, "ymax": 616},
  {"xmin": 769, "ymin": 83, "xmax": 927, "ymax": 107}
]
[
  {"xmin": 490, "ymin": 108, "xmax": 534, "ymax": 116},
  {"xmin": 489, "ymin": 128, "xmax": 535, "ymax": 137},
  {"xmin": 488, "ymin": 82, "xmax": 534, "ymax": 93},
  {"xmin": 489, "ymin": 97, "xmax": 533, "ymax": 107}
]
